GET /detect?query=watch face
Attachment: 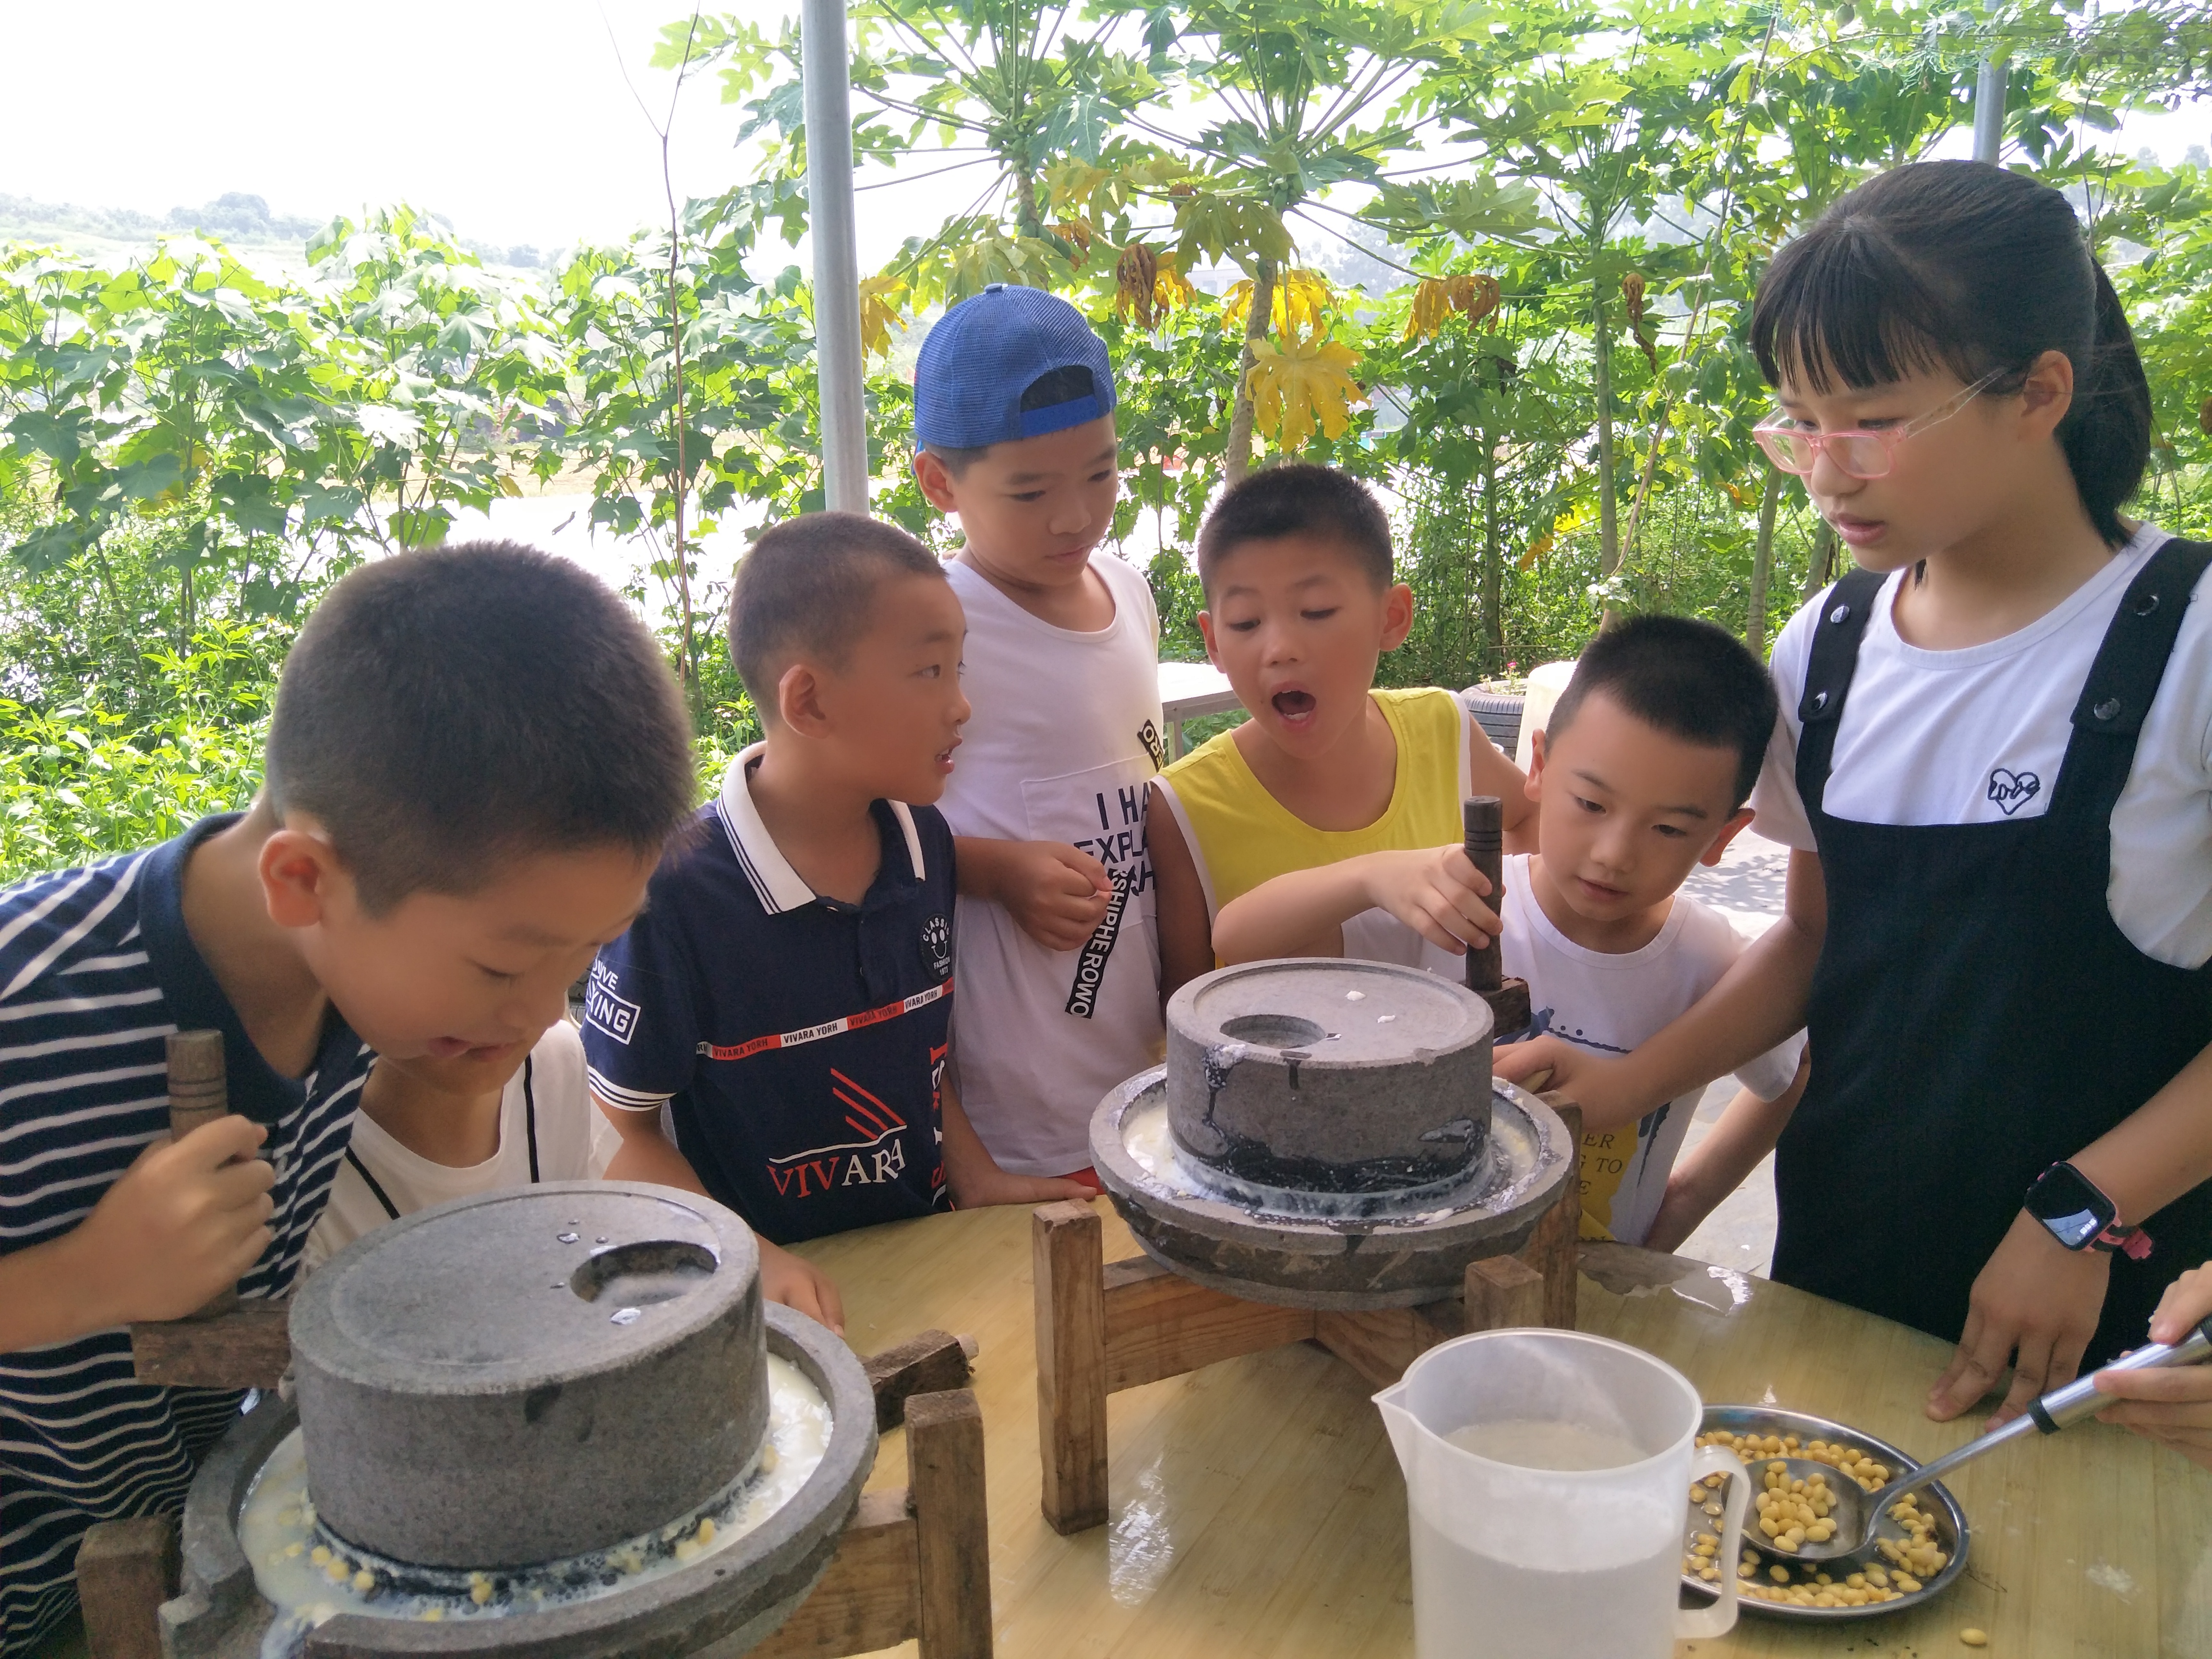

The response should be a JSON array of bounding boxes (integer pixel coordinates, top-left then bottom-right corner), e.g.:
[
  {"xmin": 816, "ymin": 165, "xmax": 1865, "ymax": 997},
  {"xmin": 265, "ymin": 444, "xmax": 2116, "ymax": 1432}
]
[
  {"xmin": 2041, "ymin": 1204, "xmax": 2106, "ymax": 1250},
  {"xmin": 2028, "ymin": 1163, "xmax": 2112, "ymax": 1250}
]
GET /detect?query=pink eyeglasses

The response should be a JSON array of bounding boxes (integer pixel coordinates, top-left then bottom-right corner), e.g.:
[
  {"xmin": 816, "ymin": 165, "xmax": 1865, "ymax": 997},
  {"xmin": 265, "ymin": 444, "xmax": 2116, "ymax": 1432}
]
[{"xmin": 1752, "ymin": 368, "xmax": 2008, "ymax": 480}]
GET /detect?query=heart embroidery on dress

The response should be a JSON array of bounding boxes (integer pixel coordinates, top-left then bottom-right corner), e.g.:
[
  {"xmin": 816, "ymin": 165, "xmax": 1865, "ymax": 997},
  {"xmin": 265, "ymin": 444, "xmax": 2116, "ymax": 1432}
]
[{"xmin": 1986, "ymin": 767, "xmax": 2042, "ymax": 815}]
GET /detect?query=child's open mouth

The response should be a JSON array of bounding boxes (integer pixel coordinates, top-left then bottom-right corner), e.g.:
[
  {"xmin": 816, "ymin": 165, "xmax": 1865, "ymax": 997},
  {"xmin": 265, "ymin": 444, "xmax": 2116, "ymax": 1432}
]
[
  {"xmin": 936, "ymin": 742, "xmax": 960, "ymax": 771},
  {"xmin": 1271, "ymin": 688, "xmax": 1317, "ymax": 724}
]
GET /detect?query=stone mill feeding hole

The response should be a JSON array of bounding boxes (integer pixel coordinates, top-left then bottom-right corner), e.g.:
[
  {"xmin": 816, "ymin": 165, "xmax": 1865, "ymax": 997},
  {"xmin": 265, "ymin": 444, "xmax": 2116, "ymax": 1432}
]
[
  {"xmin": 1218, "ymin": 1013, "xmax": 1327, "ymax": 1048},
  {"xmin": 569, "ymin": 1238, "xmax": 719, "ymax": 1307}
]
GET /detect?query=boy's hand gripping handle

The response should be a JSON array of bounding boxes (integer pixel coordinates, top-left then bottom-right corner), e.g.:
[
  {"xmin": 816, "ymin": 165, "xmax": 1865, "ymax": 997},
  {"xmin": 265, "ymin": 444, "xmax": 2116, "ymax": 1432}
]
[
  {"xmin": 168, "ymin": 1030, "xmax": 240, "ymax": 1319},
  {"xmin": 1462, "ymin": 798, "xmax": 1530, "ymax": 1040}
]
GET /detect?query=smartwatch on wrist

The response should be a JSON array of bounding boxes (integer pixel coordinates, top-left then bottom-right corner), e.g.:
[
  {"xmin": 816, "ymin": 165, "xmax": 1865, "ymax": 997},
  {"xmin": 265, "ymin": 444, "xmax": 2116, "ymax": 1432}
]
[{"xmin": 2024, "ymin": 1161, "xmax": 2153, "ymax": 1259}]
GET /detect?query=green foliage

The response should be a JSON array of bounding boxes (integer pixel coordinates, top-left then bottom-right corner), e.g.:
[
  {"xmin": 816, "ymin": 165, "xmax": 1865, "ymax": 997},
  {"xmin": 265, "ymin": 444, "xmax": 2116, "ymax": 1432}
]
[
  {"xmin": 0, "ymin": 622, "xmax": 271, "ymax": 885},
  {"xmin": 5, "ymin": 0, "xmax": 2210, "ymax": 880}
]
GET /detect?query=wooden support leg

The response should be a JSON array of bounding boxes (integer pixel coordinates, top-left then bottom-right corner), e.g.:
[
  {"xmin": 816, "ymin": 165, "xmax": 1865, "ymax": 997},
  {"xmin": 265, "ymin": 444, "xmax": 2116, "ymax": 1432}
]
[
  {"xmin": 77, "ymin": 1515, "xmax": 178, "ymax": 1659},
  {"xmin": 1033, "ymin": 1202, "xmax": 1109, "ymax": 1535},
  {"xmin": 909, "ymin": 1389, "xmax": 991, "ymax": 1659},
  {"xmin": 1516, "ymin": 1099, "xmax": 1582, "ymax": 1331},
  {"xmin": 1464, "ymin": 1254, "xmax": 1546, "ymax": 1334},
  {"xmin": 749, "ymin": 1385, "xmax": 991, "ymax": 1659}
]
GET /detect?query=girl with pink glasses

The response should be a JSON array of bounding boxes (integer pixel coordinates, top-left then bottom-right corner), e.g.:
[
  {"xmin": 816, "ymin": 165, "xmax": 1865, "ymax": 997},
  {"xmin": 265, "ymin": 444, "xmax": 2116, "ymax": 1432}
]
[{"xmin": 1500, "ymin": 159, "xmax": 2212, "ymax": 1433}]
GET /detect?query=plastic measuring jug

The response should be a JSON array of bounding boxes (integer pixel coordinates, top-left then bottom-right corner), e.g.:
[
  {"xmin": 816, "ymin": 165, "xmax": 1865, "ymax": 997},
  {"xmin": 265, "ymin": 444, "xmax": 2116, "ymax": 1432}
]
[{"xmin": 1375, "ymin": 1329, "xmax": 1748, "ymax": 1659}]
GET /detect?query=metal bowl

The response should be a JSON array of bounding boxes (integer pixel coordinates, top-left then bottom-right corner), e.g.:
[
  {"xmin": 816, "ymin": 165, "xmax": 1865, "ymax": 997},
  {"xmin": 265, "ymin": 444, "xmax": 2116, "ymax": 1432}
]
[{"xmin": 1681, "ymin": 1405, "xmax": 1970, "ymax": 1623}]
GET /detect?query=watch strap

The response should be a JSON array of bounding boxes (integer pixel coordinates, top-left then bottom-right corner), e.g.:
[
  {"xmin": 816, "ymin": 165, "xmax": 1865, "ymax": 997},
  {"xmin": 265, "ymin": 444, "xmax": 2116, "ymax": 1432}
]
[{"xmin": 2092, "ymin": 1220, "xmax": 2154, "ymax": 1261}]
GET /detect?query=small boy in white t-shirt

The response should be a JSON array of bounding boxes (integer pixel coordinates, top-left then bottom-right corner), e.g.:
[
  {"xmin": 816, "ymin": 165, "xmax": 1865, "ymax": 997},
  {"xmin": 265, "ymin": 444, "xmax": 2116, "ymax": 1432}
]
[
  {"xmin": 912, "ymin": 285, "xmax": 1164, "ymax": 1182},
  {"xmin": 1215, "ymin": 615, "xmax": 1806, "ymax": 1247},
  {"xmin": 307, "ymin": 1019, "xmax": 611, "ymax": 1267}
]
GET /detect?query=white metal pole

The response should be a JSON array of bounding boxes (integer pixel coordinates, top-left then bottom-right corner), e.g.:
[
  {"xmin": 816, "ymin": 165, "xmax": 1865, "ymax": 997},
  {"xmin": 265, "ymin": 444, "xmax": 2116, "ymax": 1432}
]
[
  {"xmin": 804, "ymin": 0, "xmax": 868, "ymax": 513},
  {"xmin": 1972, "ymin": 56, "xmax": 2005, "ymax": 164}
]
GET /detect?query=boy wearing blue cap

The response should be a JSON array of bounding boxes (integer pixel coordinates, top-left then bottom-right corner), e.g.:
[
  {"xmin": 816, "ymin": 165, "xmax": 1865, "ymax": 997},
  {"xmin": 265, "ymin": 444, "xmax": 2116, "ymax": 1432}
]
[{"xmin": 913, "ymin": 284, "xmax": 1165, "ymax": 1184}]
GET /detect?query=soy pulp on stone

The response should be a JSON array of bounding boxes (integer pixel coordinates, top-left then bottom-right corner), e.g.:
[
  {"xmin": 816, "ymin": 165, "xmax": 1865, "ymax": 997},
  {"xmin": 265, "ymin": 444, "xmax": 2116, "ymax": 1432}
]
[
  {"xmin": 238, "ymin": 1354, "xmax": 830, "ymax": 1658},
  {"xmin": 1443, "ymin": 1419, "xmax": 1647, "ymax": 1471}
]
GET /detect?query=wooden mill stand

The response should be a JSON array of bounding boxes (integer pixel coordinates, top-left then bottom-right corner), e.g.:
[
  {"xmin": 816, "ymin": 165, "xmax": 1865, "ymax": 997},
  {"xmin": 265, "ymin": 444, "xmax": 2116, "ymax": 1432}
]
[{"xmin": 1034, "ymin": 1100, "xmax": 1584, "ymax": 1534}]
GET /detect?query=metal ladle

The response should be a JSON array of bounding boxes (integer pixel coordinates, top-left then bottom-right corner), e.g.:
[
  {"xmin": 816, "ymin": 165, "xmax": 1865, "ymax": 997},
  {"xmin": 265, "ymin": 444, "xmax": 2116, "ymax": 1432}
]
[{"xmin": 1748, "ymin": 1312, "xmax": 2212, "ymax": 1564}]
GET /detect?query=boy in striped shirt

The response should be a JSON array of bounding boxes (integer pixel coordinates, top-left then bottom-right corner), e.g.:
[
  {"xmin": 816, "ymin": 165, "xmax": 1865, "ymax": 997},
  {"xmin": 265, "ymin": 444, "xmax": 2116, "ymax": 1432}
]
[{"xmin": 0, "ymin": 542, "xmax": 697, "ymax": 1652}]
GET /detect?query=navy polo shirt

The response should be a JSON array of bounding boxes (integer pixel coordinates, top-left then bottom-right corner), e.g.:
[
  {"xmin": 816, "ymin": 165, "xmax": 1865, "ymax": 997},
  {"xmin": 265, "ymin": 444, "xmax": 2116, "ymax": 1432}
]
[{"xmin": 582, "ymin": 748, "xmax": 956, "ymax": 1244}]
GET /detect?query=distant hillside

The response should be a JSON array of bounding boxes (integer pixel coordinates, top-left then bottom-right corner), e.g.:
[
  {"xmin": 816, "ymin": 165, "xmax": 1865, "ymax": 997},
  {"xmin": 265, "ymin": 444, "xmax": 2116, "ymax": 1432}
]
[{"xmin": 0, "ymin": 190, "xmax": 547, "ymax": 269}]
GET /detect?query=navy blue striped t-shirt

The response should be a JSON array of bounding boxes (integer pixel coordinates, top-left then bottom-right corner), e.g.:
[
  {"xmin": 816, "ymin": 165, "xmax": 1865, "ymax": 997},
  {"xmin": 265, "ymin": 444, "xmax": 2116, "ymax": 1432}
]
[{"xmin": 0, "ymin": 815, "xmax": 370, "ymax": 1651}]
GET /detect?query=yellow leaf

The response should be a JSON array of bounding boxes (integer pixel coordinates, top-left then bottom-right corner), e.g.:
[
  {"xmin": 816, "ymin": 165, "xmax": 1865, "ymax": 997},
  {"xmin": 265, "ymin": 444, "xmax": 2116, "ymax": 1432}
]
[
  {"xmin": 1223, "ymin": 278, "xmax": 1256, "ymax": 329},
  {"xmin": 1153, "ymin": 251, "xmax": 1195, "ymax": 313},
  {"xmin": 858, "ymin": 274, "xmax": 907, "ymax": 359},
  {"xmin": 1274, "ymin": 268, "xmax": 1330, "ymax": 341},
  {"xmin": 1403, "ymin": 278, "xmax": 1451, "ymax": 340},
  {"xmin": 1224, "ymin": 268, "xmax": 1333, "ymax": 340},
  {"xmin": 1247, "ymin": 335, "xmax": 1364, "ymax": 451}
]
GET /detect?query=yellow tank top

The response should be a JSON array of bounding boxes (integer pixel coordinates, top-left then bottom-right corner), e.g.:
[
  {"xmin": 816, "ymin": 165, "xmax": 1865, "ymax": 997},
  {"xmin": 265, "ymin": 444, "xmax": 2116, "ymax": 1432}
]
[{"xmin": 1161, "ymin": 686, "xmax": 1469, "ymax": 914}]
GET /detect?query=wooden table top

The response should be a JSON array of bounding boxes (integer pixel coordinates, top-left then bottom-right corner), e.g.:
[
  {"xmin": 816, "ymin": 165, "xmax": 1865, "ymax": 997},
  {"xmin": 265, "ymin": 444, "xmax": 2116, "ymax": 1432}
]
[{"xmin": 791, "ymin": 1200, "xmax": 2212, "ymax": 1659}]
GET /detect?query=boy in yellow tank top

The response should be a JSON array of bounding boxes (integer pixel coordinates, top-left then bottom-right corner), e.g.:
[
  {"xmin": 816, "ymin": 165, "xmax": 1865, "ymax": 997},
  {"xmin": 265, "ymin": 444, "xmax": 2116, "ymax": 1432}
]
[{"xmin": 1148, "ymin": 465, "xmax": 1532, "ymax": 998}]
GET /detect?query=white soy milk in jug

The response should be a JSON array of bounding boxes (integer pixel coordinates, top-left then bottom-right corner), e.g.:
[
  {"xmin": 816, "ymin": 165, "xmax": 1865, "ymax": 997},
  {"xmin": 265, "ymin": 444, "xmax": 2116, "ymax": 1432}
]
[
  {"xmin": 1443, "ymin": 1419, "xmax": 1645, "ymax": 1470},
  {"xmin": 1378, "ymin": 1335, "xmax": 1749, "ymax": 1659},
  {"xmin": 1410, "ymin": 1513, "xmax": 1681, "ymax": 1659},
  {"xmin": 1417, "ymin": 1419, "xmax": 1677, "ymax": 1659}
]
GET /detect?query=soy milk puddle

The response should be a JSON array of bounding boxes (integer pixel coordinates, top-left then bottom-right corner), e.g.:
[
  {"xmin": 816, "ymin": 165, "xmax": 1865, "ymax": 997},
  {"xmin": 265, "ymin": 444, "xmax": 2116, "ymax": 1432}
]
[{"xmin": 240, "ymin": 1354, "xmax": 830, "ymax": 1657}]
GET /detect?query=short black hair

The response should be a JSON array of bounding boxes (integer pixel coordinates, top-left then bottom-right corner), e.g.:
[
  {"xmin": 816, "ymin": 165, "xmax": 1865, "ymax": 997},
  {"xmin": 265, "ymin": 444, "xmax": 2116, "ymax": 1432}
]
[
  {"xmin": 1751, "ymin": 160, "xmax": 2148, "ymax": 546},
  {"xmin": 922, "ymin": 365, "xmax": 1103, "ymax": 478},
  {"xmin": 1196, "ymin": 464, "xmax": 1394, "ymax": 595},
  {"xmin": 728, "ymin": 512, "xmax": 945, "ymax": 710},
  {"xmin": 1547, "ymin": 615, "xmax": 1778, "ymax": 807},
  {"xmin": 264, "ymin": 540, "xmax": 696, "ymax": 914}
]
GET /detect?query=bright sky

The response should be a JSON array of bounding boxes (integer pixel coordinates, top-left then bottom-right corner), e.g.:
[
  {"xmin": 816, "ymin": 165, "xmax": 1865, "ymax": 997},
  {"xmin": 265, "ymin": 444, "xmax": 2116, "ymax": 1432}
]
[
  {"xmin": 0, "ymin": 0, "xmax": 966, "ymax": 265},
  {"xmin": 2, "ymin": 1, "xmax": 2203, "ymax": 265}
]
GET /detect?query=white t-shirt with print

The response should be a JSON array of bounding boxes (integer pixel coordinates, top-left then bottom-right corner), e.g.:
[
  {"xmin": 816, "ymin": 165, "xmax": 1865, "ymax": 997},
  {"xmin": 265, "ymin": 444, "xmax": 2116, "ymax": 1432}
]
[
  {"xmin": 1498, "ymin": 854, "xmax": 1804, "ymax": 1246},
  {"xmin": 935, "ymin": 552, "xmax": 1167, "ymax": 1175},
  {"xmin": 1749, "ymin": 523, "xmax": 2212, "ymax": 969},
  {"xmin": 307, "ymin": 1021, "xmax": 610, "ymax": 1269}
]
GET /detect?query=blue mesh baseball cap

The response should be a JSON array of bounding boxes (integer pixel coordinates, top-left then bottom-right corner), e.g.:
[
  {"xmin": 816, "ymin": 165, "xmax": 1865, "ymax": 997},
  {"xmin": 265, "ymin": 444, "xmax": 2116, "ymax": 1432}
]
[{"xmin": 914, "ymin": 283, "xmax": 1117, "ymax": 450}]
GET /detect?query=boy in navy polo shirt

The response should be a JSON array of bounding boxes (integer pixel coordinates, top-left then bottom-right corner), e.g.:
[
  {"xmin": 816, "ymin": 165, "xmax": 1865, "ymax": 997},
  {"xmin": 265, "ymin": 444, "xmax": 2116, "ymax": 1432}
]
[
  {"xmin": 0, "ymin": 543, "xmax": 696, "ymax": 1654},
  {"xmin": 583, "ymin": 513, "xmax": 1089, "ymax": 1331}
]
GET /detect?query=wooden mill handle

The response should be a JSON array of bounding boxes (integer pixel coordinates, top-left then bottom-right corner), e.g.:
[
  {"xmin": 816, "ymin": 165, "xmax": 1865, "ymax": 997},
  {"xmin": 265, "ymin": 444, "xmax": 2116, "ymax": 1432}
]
[
  {"xmin": 1462, "ymin": 796, "xmax": 1505, "ymax": 994},
  {"xmin": 167, "ymin": 1029, "xmax": 239, "ymax": 1318},
  {"xmin": 167, "ymin": 1029, "xmax": 229, "ymax": 1138}
]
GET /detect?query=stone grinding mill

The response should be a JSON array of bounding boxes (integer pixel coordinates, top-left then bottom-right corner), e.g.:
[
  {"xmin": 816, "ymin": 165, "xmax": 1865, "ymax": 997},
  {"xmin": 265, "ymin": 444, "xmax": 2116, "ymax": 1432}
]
[
  {"xmin": 158, "ymin": 1182, "xmax": 878, "ymax": 1658},
  {"xmin": 87, "ymin": 1040, "xmax": 994, "ymax": 1659},
  {"xmin": 1034, "ymin": 798, "xmax": 1584, "ymax": 1533}
]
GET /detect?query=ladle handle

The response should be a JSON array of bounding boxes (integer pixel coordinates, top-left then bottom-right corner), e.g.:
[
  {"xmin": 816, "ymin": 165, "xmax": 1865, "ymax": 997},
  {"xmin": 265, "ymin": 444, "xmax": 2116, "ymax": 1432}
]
[
  {"xmin": 2028, "ymin": 1315, "xmax": 2212, "ymax": 1433},
  {"xmin": 1462, "ymin": 797, "xmax": 1504, "ymax": 994},
  {"xmin": 1873, "ymin": 1317, "xmax": 2212, "ymax": 1512}
]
